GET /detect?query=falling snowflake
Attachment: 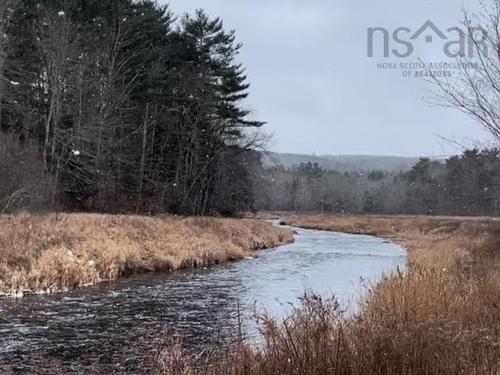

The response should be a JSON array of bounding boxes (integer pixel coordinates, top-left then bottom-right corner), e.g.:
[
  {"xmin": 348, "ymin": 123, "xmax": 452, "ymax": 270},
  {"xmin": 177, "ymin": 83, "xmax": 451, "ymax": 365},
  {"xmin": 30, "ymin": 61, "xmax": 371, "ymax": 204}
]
[{"xmin": 72, "ymin": 150, "xmax": 81, "ymax": 156}]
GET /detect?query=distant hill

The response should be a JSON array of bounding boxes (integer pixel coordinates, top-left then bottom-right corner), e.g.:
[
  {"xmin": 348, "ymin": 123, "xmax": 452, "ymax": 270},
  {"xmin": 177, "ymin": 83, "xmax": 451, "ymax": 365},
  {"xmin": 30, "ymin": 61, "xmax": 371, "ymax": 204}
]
[{"xmin": 264, "ymin": 152, "xmax": 421, "ymax": 173}]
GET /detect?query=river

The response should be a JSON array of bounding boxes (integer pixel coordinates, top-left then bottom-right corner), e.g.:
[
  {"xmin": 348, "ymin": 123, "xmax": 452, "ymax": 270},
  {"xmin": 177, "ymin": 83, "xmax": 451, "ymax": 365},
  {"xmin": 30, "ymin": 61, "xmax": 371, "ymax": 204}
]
[{"xmin": 0, "ymin": 223, "xmax": 406, "ymax": 373}]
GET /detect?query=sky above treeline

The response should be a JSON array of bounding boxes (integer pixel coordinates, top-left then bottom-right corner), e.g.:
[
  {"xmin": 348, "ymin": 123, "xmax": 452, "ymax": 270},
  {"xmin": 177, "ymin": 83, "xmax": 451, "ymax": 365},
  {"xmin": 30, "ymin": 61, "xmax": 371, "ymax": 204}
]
[{"xmin": 165, "ymin": 0, "xmax": 495, "ymax": 157}]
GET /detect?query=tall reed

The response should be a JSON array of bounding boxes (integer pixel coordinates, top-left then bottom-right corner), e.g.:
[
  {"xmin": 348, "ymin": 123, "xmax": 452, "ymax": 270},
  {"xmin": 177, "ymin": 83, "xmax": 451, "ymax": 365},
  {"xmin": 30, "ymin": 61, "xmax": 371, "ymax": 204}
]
[{"xmin": 156, "ymin": 215, "xmax": 500, "ymax": 374}]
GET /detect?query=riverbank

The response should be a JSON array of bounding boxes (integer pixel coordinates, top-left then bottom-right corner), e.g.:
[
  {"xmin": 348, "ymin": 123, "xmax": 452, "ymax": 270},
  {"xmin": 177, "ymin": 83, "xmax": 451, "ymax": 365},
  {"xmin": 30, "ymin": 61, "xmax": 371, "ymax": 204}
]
[
  {"xmin": 0, "ymin": 214, "xmax": 294, "ymax": 297},
  {"xmin": 282, "ymin": 214, "xmax": 500, "ymax": 269},
  {"xmin": 160, "ymin": 214, "xmax": 500, "ymax": 374}
]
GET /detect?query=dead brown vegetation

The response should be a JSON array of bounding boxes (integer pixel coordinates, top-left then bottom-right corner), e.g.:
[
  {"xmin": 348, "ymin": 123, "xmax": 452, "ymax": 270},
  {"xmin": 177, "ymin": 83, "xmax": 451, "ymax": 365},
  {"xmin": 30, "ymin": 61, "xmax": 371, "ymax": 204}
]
[
  {"xmin": 0, "ymin": 214, "xmax": 293, "ymax": 296},
  {"xmin": 157, "ymin": 215, "xmax": 500, "ymax": 374}
]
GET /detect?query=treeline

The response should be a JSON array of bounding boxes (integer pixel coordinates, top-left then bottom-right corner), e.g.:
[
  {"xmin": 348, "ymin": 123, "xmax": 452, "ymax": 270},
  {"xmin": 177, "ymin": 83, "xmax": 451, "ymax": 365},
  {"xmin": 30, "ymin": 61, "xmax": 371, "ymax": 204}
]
[
  {"xmin": 0, "ymin": 0, "xmax": 263, "ymax": 215},
  {"xmin": 256, "ymin": 148, "xmax": 500, "ymax": 216}
]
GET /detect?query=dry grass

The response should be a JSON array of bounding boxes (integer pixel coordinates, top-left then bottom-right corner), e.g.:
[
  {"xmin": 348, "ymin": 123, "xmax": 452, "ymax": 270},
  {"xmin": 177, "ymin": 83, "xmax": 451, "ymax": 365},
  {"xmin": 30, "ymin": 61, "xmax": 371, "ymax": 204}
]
[
  {"xmin": 282, "ymin": 214, "xmax": 500, "ymax": 269},
  {"xmin": 156, "ymin": 214, "xmax": 500, "ymax": 374},
  {"xmin": 0, "ymin": 213, "xmax": 294, "ymax": 296}
]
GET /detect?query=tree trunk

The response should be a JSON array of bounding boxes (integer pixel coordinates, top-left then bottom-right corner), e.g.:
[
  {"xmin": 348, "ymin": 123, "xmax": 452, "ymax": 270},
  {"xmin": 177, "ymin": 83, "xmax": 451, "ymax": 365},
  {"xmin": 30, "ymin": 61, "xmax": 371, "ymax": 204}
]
[{"xmin": 136, "ymin": 103, "xmax": 149, "ymax": 213}]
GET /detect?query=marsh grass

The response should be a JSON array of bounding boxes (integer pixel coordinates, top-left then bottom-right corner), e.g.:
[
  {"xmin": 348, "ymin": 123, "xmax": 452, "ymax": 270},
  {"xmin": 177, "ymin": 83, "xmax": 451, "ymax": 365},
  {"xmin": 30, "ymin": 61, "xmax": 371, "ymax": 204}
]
[
  {"xmin": 156, "ymin": 215, "xmax": 500, "ymax": 374},
  {"xmin": 0, "ymin": 213, "xmax": 294, "ymax": 296}
]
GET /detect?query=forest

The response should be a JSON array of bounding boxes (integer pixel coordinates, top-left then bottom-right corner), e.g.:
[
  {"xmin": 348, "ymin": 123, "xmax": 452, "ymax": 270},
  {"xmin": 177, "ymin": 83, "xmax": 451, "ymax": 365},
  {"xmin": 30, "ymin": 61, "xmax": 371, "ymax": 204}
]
[
  {"xmin": 1, "ymin": 0, "xmax": 500, "ymax": 218},
  {"xmin": 0, "ymin": 0, "xmax": 263, "ymax": 216},
  {"xmin": 256, "ymin": 148, "xmax": 500, "ymax": 216}
]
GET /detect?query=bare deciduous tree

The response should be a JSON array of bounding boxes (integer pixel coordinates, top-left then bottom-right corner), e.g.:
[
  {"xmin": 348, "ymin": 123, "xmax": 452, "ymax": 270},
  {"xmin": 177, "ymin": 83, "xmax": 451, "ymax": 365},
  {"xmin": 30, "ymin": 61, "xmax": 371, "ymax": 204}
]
[
  {"xmin": 0, "ymin": 0, "xmax": 18, "ymax": 129},
  {"xmin": 431, "ymin": 1, "xmax": 500, "ymax": 142},
  {"xmin": 37, "ymin": 9, "xmax": 76, "ymax": 182}
]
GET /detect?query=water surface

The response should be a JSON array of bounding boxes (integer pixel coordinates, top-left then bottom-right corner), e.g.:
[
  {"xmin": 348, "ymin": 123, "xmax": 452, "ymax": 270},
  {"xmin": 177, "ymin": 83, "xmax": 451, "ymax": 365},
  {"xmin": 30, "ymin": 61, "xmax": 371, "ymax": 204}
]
[{"xmin": 0, "ymin": 223, "xmax": 406, "ymax": 373}]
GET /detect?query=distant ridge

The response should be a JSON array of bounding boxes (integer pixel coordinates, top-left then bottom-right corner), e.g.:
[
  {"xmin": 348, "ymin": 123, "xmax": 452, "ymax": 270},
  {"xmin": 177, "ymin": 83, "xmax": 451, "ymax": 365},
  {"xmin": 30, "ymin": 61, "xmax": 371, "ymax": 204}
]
[{"xmin": 264, "ymin": 152, "xmax": 421, "ymax": 173}]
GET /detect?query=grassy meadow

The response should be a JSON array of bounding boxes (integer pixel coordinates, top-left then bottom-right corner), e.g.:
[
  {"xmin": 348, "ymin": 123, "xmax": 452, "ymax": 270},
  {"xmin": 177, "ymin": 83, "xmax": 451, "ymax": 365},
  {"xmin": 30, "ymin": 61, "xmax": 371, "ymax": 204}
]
[
  {"xmin": 0, "ymin": 214, "xmax": 294, "ymax": 296},
  {"xmin": 157, "ymin": 214, "xmax": 500, "ymax": 374}
]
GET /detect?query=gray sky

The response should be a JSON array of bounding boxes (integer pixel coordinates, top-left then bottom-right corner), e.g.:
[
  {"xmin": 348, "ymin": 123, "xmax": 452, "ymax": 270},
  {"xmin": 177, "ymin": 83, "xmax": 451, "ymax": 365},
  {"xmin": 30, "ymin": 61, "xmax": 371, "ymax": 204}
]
[{"xmin": 166, "ymin": 0, "xmax": 494, "ymax": 157}]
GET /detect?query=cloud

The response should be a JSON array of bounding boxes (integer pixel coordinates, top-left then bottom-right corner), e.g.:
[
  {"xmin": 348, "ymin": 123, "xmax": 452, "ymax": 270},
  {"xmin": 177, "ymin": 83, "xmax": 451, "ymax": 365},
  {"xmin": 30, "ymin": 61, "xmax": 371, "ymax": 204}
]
[{"xmin": 164, "ymin": 0, "xmax": 492, "ymax": 156}]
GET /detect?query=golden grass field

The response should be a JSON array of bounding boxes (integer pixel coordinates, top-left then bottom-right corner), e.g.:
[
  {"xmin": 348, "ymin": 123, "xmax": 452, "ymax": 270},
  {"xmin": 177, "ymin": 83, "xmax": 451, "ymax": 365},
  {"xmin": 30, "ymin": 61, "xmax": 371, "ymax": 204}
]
[
  {"xmin": 0, "ymin": 214, "xmax": 294, "ymax": 296},
  {"xmin": 157, "ymin": 214, "xmax": 500, "ymax": 374}
]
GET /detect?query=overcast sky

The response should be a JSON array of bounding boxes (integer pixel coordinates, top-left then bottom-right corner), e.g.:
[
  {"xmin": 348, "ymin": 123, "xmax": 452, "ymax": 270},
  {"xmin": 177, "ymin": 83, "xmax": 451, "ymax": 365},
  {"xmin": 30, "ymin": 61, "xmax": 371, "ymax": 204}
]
[{"xmin": 165, "ymin": 0, "xmax": 494, "ymax": 157}]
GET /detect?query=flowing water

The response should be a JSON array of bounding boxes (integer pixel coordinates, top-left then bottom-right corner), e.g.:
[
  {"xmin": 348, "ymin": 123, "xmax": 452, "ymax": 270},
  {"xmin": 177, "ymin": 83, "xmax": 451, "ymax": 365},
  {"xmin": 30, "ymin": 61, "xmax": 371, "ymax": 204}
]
[{"xmin": 0, "ymin": 223, "xmax": 406, "ymax": 373}]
